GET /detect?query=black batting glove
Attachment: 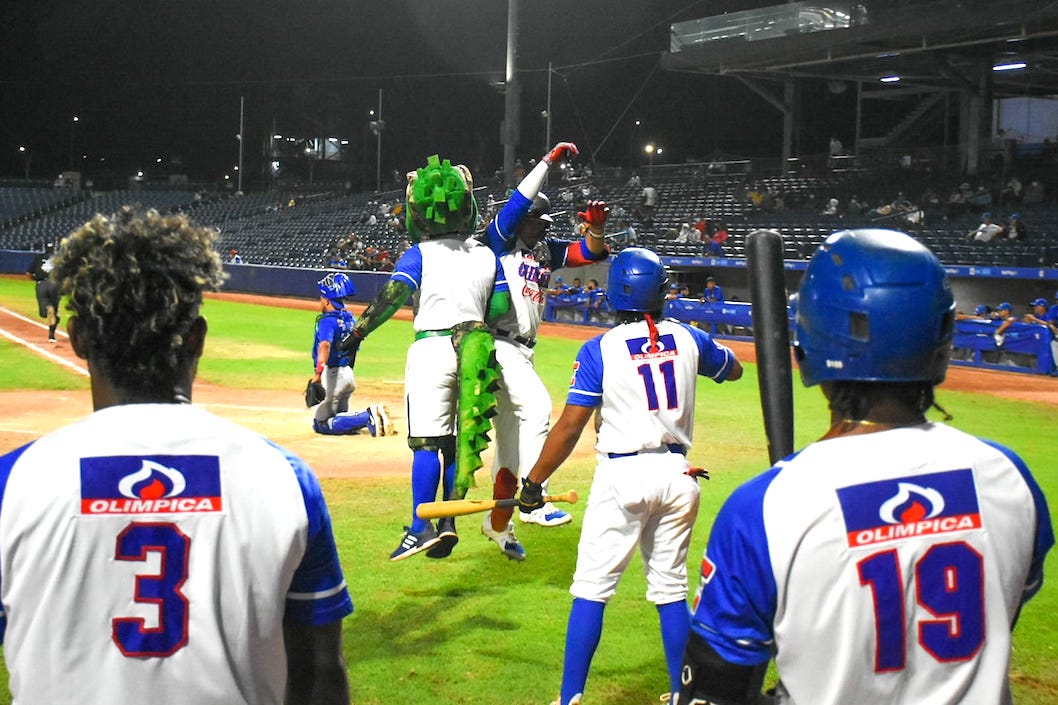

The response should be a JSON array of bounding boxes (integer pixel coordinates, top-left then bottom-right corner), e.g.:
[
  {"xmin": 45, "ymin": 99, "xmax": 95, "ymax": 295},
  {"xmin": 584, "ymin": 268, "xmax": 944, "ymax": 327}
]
[{"xmin": 517, "ymin": 477, "xmax": 545, "ymax": 513}]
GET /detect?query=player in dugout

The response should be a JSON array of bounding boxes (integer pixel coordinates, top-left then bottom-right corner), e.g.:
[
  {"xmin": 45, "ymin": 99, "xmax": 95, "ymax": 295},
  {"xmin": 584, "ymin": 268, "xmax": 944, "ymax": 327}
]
[
  {"xmin": 517, "ymin": 247, "xmax": 743, "ymax": 705},
  {"xmin": 0, "ymin": 208, "xmax": 353, "ymax": 704},
  {"xmin": 677, "ymin": 228, "xmax": 1053, "ymax": 705}
]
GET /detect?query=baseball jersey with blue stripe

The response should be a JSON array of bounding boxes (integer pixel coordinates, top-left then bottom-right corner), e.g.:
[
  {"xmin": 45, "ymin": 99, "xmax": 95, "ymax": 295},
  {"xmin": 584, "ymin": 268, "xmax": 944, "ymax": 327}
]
[
  {"xmin": 566, "ymin": 318, "xmax": 738, "ymax": 455},
  {"xmin": 389, "ymin": 237, "xmax": 508, "ymax": 331},
  {"xmin": 689, "ymin": 422, "xmax": 1053, "ymax": 705},
  {"xmin": 0, "ymin": 403, "xmax": 353, "ymax": 705}
]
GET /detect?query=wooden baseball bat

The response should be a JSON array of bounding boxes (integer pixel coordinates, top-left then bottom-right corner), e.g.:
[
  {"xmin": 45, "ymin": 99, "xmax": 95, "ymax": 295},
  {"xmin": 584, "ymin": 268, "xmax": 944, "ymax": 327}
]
[
  {"xmin": 747, "ymin": 229, "xmax": 795, "ymax": 465},
  {"xmin": 416, "ymin": 490, "xmax": 579, "ymax": 520}
]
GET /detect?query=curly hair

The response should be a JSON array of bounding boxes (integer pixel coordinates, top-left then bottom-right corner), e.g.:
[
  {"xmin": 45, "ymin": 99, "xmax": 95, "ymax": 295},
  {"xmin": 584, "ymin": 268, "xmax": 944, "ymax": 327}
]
[
  {"xmin": 51, "ymin": 207, "xmax": 227, "ymax": 395},
  {"xmin": 826, "ymin": 380, "xmax": 934, "ymax": 422}
]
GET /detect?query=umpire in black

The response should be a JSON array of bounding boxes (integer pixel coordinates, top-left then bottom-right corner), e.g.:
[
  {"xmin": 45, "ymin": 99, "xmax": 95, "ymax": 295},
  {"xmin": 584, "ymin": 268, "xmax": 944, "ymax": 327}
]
[{"xmin": 27, "ymin": 241, "xmax": 60, "ymax": 342}]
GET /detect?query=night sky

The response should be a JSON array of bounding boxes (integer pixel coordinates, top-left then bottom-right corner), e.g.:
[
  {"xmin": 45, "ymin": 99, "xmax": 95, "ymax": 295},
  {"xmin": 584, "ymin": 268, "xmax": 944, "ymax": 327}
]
[{"xmin": 1, "ymin": 0, "xmax": 852, "ymax": 189}]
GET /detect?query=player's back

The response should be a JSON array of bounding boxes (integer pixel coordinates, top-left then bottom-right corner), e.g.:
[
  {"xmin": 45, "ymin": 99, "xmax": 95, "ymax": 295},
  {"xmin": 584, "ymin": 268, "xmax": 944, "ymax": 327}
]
[
  {"xmin": 0, "ymin": 403, "xmax": 340, "ymax": 705},
  {"xmin": 400, "ymin": 237, "xmax": 502, "ymax": 331},
  {"xmin": 583, "ymin": 318, "xmax": 734, "ymax": 455},
  {"xmin": 759, "ymin": 423, "xmax": 1047, "ymax": 704}
]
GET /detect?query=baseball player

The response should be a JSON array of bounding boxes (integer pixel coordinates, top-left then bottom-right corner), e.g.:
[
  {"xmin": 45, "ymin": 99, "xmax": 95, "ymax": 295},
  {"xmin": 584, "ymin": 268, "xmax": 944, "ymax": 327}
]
[
  {"xmin": 678, "ymin": 229, "xmax": 1054, "ymax": 705},
  {"xmin": 26, "ymin": 241, "xmax": 61, "ymax": 342},
  {"xmin": 481, "ymin": 140, "xmax": 610, "ymax": 560},
  {"xmin": 516, "ymin": 247, "xmax": 743, "ymax": 705},
  {"xmin": 341, "ymin": 155, "xmax": 511, "ymax": 561},
  {"xmin": 0, "ymin": 208, "xmax": 353, "ymax": 704},
  {"xmin": 310, "ymin": 271, "xmax": 386, "ymax": 436}
]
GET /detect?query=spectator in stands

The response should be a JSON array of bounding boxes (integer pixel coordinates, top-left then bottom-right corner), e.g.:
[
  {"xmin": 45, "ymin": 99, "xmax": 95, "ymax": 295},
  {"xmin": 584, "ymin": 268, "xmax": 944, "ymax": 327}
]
[
  {"xmin": 702, "ymin": 276, "xmax": 724, "ymax": 303},
  {"xmin": 828, "ymin": 135, "xmax": 843, "ymax": 168},
  {"xmin": 626, "ymin": 171, "xmax": 642, "ymax": 188},
  {"xmin": 821, "ymin": 197, "xmax": 840, "ymax": 216},
  {"xmin": 228, "ymin": 249, "xmax": 243, "ymax": 264},
  {"xmin": 891, "ymin": 191, "xmax": 913, "ymax": 213},
  {"xmin": 846, "ymin": 195, "xmax": 864, "ymax": 218},
  {"xmin": 675, "ymin": 222, "xmax": 696, "ymax": 243},
  {"xmin": 1003, "ymin": 213, "xmax": 1028, "ymax": 241},
  {"xmin": 1000, "ymin": 175, "xmax": 1023, "ymax": 207},
  {"xmin": 1022, "ymin": 180, "xmax": 1046, "ymax": 207},
  {"xmin": 612, "ymin": 218, "xmax": 637, "ymax": 246},
  {"xmin": 708, "ymin": 221, "xmax": 730, "ymax": 256},
  {"xmin": 968, "ymin": 183, "xmax": 992, "ymax": 213},
  {"xmin": 945, "ymin": 186, "xmax": 969, "ymax": 219},
  {"xmin": 969, "ymin": 213, "xmax": 1003, "ymax": 243},
  {"xmin": 693, "ymin": 214, "xmax": 711, "ymax": 240},
  {"xmin": 920, "ymin": 187, "xmax": 944, "ymax": 223},
  {"xmin": 636, "ymin": 184, "xmax": 658, "ymax": 226}
]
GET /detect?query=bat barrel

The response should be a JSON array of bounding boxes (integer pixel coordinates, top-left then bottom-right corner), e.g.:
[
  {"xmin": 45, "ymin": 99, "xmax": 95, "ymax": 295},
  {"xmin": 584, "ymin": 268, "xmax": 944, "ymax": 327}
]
[{"xmin": 747, "ymin": 229, "xmax": 795, "ymax": 465}]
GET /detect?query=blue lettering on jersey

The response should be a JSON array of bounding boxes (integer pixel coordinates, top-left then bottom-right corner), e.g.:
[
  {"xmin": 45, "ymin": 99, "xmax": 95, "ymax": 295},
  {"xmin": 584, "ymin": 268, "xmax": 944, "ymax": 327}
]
[
  {"xmin": 80, "ymin": 455, "xmax": 223, "ymax": 515},
  {"xmin": 624, "ymin": 333, "xmax": 679, "ymax": 360},
  {"xmin": 837, "ymin": 469, "xmax": 981, "ymax": 548}
]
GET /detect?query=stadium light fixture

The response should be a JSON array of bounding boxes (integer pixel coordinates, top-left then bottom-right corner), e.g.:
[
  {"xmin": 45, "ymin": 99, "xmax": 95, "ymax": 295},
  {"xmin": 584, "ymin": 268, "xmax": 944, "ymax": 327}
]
[
  {"xmin": 993, "ymin": 62, "xmax": 1027, "ymax": 72},
  {"xmin": 880, "ymin": 75, "xmax": 901, "ymax": 83}
]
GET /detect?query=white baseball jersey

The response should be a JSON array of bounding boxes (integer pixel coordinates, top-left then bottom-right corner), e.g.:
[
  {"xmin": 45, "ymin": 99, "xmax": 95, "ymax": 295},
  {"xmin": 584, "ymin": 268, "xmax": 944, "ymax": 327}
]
[
  {"xmin": 0, "ymin": 403, "xmax": 353, "ymax": 705},
  {"xmin": 390, "ymin": 237, "xmax": 507, "ymax": 332},
  {"xmin": 564, "ymin": 318, "xmax": 739, "ymax": 602},
  {"xmin": 567, "ymin": 318, "xmax": 738, "ymax": 458},
  {"xmin": 689, "ymin": 422, "xmax": 1053, "ymax": 705},
  {"xmin": 390, "ymin": 235, "xmax": 508, "ymax": 436}
]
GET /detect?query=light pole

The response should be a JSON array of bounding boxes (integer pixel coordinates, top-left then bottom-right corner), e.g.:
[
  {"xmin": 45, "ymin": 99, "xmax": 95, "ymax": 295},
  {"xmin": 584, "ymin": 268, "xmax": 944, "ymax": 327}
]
[
  {"xmin": 630, "ymin": 120, "xmax": 641, "ymax": 165},
  {"xmin": 645, "ymin": 143, "xmax": 655, "ymax": 182},
  {"xmin": 68, "ymin": 115, "xmax": 79, "ymax": 171},
  {"xmin": 18, "ymin": 146, "xmax": 30, "ymax": 179},
  {"xmin": 368, "ymin": 89, "xmax": 384, "ymax": 192}
]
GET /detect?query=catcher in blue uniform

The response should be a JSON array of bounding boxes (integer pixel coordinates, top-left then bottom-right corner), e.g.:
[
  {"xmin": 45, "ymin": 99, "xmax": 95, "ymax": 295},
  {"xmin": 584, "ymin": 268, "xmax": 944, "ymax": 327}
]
[{"xmin": 308, "ymin": 272, "xmax": 386, "ymax": 436}]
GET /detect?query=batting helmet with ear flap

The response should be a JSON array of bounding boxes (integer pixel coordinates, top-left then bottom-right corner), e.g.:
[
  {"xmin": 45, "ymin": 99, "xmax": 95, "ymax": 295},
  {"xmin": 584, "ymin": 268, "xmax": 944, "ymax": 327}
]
[
  {"xmin": 794, "ymin": 228, "xmax": 954, "ymax": 387},
  {"xmin": 318, "ymin": 272, "xmax": 355, "ymax": 307},
  {"xmin": 606, "ymin": 247, "xmax": 669, "ymax": 312}
]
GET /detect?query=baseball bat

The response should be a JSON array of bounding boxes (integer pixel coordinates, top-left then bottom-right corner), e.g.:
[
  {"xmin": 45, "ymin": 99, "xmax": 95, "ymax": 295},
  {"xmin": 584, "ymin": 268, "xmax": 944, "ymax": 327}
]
[
  {"xmin": 416, "ymin": 490, "xmax": 579, "ymax": 520},
  {"xmin": 746, "ymin": 229, "xmax": 795, "ymax": 465}
]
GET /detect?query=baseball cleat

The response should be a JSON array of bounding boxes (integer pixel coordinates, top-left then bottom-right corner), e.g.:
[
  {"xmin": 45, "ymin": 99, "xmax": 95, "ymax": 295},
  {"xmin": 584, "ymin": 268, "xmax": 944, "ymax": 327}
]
[
  {"xmin": 427, "ymin": 516, "xmax": 458, "ymax": 558},
  {"xmin": 389, "ymin": 523, "xmax": 440, "ymax": 561},
  {"xmin": 375, "ymin": 404, "xmax": 390, "ymax": 436},
  {"xmin": 519, "ymin": 502, "xmax": 572, "ymax": 527},
  {"xmin": 366, "ymin": 405, "xmax": 380, "ymax": 437},
  {"xmin": 481, "ymin": 516, "xmax": 526, "ymax": 561}
]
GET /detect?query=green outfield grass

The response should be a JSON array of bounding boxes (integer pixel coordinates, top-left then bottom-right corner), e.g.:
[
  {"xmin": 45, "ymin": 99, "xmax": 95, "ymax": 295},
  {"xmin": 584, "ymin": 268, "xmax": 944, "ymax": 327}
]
[{"xmin": 0, "ymin": 279, "xmax": 1055, "ymax": 704}]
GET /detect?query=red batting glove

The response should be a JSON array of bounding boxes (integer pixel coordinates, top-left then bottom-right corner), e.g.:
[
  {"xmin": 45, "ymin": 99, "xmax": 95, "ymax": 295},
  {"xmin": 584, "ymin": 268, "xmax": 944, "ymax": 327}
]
[
  {"xmin": 577, "ymin": 200, "xmax": 609, "ymax": 228},
  {"xmin": 543, "ymin": 141, "xmax": 578, "ymax": 166}
]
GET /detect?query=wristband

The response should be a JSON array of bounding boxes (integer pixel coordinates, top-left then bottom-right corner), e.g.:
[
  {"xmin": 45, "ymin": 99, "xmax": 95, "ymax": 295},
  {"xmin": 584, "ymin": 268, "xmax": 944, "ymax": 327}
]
[{"xmin": 315, "ymin": 361, "xmax": 325, "ymax": 375}]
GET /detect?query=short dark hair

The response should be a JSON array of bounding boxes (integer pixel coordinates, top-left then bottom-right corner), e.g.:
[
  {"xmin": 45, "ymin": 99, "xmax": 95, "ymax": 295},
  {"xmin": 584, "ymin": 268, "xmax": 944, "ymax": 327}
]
[{"xmin": 52, "ymin": 207, "xmax": 227, "ymax": 395}]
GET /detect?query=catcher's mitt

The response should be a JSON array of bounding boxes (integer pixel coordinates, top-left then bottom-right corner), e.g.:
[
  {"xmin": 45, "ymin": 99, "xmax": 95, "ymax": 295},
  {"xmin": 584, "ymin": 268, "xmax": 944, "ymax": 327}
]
[{"xmin": 304, "ymin": 379, "xmax": 326, "ymax": 407}]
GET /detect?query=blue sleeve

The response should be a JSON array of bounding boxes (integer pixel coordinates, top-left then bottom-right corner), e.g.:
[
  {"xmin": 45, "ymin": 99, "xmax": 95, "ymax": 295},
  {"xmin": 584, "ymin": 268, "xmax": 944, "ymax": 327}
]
[
  {"xmin": 493, "ymin": 252, "xmax": 510, "ymax": 294},
  {"xmin": 566, "ymin": 337, "xmax": 604, "ymax": 408},
  {"xmin": 684, "ymin": 323, "xmax": 738, "ymax": 382},
  {"xmin": 0, "ymin": 442, "xmax": 33, "ymax": 644},
  {"xmin": 486, "ymin": 191, "xmax": 533, "ymax": 254},
  {"xmin": 690, "ymin": 468, "xmax": 780, "ymax": 667},
  {"xmin": 268, "ymin": 442, "xmax": 354, "ymax": 626},
  {"xmin": 391, "ymin": 244, "xmax": 423, "ymax": 292},
  {"xmin": 982, "ymin": 440, "xmax": 1054, "ymax": 603}
]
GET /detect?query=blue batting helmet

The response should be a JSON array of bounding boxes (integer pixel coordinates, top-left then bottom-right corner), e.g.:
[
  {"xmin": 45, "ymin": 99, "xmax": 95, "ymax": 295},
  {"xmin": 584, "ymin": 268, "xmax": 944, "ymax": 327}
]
[
  {"xmin": 606, "ymin": 247, "xmax": 669, "ymax": 312},
  {"xmin": 317, "ymin": 272, "xmax": 355, "ymax": 307},
  {"xmin": 794, "ymin": 229, "xmax": 954, "ymax": 386}
]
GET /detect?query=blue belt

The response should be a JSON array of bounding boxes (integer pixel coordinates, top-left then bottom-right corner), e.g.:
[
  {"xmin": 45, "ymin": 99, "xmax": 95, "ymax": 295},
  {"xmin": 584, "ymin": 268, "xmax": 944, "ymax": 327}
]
[
  {"xmin": 494, "ymin": 328, "xmax": 536, "ymax": 349},
  {"xmin": 608, "ymin": 443, "xmax": 686, "ymax": 459}
]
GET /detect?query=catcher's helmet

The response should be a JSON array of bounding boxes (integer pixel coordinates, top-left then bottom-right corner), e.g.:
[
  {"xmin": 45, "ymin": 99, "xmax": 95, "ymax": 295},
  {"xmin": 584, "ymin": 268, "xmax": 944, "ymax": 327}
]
[
  {"xmin": 606, "ymin": 247, "xmax": 669, "ymax": 312},
  {"xmin": 405, "ymin": 154, "xmax": 478, "ymax": 242},
  {"xmin": 318, "ymin": 272, "xmax": 355, "ymax": 307},
  {"xmin": 527, "ymin": 193, "xmax": 553, "ymax": 224},
  {"xmin": 794, "ymin": 229, "xmax": 954, "ymax": 387}
]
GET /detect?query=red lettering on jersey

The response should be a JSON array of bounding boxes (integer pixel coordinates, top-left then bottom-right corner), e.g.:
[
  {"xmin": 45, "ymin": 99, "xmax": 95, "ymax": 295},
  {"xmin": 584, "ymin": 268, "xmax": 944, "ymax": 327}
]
[
  {"xmin": 83, "ymin": 497, "xmax": 222, "ymax": 515},
  {"xmin": 521, "ymin": 282, "xmax": 544, "ymax": 304},
  {"xmin": 849, "ymin": 513, "xmax": 981, "ymax": 547}
]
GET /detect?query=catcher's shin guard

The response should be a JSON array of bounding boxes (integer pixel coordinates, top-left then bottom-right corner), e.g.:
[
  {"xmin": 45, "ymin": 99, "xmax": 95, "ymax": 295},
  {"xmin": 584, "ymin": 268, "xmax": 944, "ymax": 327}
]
[{"xmin": 452, "ymin": 323, "xmax": 501, "ymax": 499}]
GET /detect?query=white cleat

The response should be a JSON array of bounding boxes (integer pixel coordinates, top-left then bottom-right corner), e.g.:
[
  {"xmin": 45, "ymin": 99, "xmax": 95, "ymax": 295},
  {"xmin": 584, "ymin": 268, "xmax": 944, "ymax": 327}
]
[{"xmin": 519, "ymin": 502, "xmax": 572, "ymax": 526}]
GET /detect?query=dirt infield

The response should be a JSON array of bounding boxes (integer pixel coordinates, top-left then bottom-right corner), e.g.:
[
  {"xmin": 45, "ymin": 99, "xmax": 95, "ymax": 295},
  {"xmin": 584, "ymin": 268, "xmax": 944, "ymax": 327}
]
[{"xmin": 2, "ymin": 290, "xmax": 1057, "ymax": 479}]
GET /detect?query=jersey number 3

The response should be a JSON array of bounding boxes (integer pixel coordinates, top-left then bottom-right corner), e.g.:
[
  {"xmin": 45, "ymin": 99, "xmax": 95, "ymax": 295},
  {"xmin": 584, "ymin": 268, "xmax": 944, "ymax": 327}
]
[
  {"xmin": 858, "ymin": 541, "xmax": 985, "ymax": 672},
  {"xmin": 113, "ymin": 522, "xmax": 191, "ymax": 657}
]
